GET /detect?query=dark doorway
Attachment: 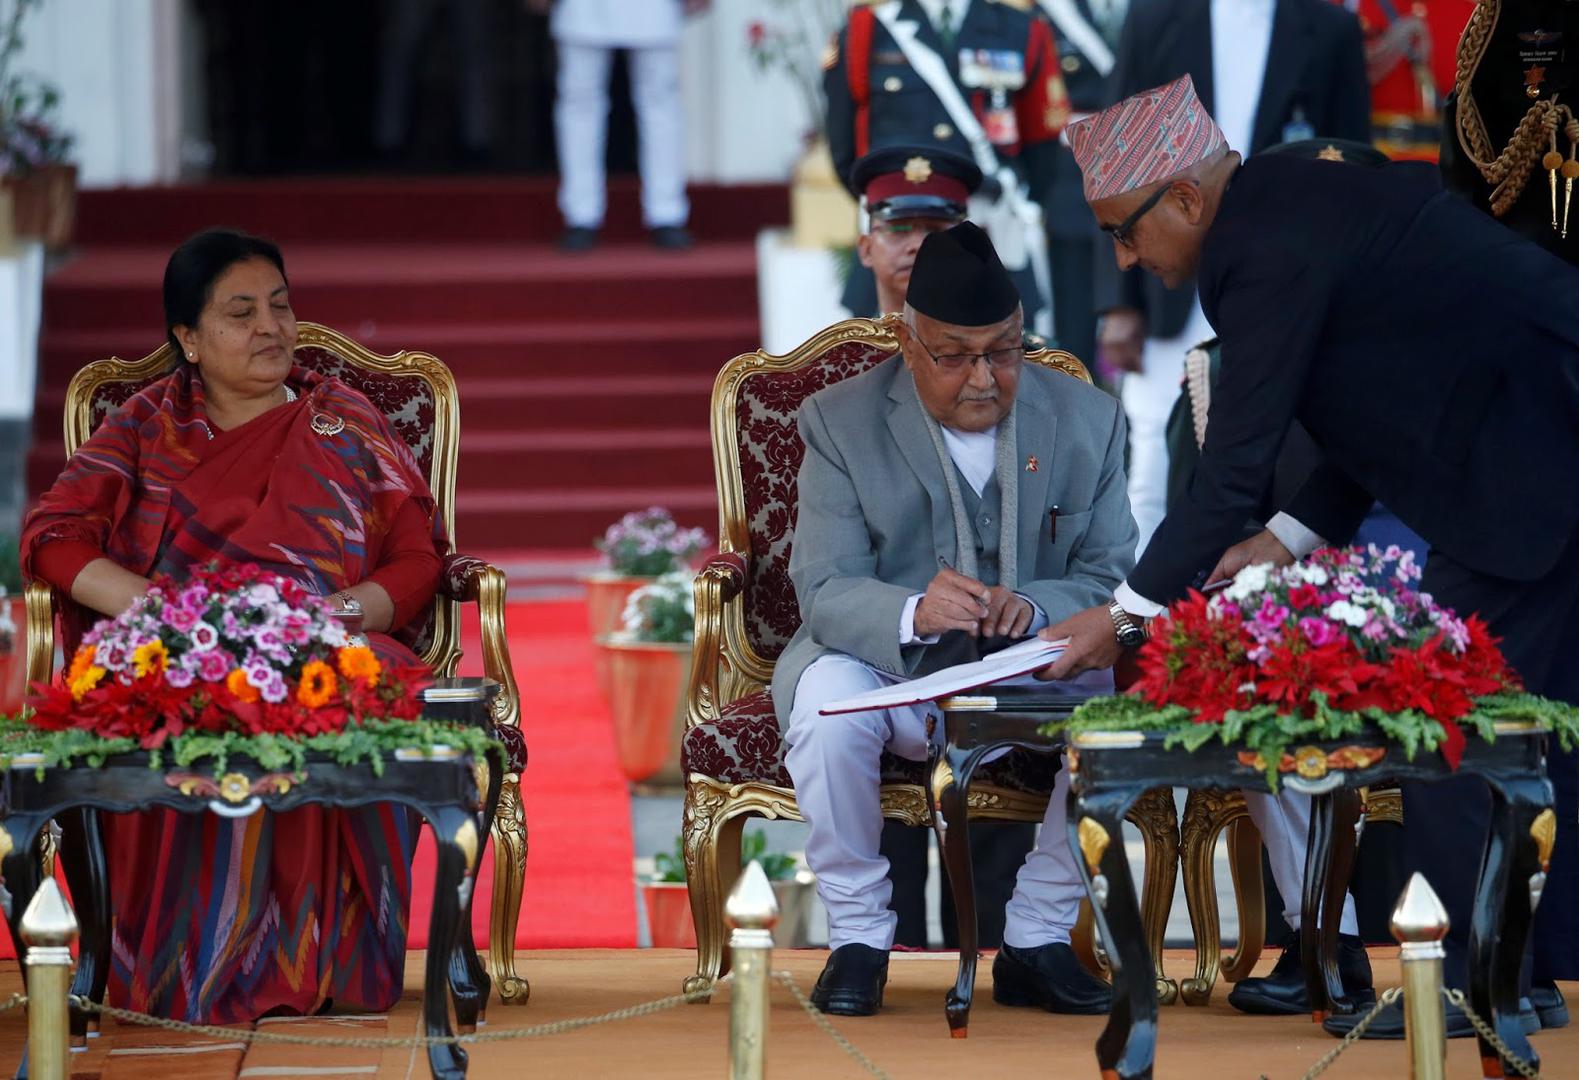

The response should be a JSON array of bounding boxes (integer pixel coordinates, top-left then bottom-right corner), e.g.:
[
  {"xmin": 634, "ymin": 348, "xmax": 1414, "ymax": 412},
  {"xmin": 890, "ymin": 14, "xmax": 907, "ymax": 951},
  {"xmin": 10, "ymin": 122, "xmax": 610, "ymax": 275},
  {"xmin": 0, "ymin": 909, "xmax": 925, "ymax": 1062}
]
[{"xmin": 191, "ymin": 0, "xmax": 639, "ymax": 176}]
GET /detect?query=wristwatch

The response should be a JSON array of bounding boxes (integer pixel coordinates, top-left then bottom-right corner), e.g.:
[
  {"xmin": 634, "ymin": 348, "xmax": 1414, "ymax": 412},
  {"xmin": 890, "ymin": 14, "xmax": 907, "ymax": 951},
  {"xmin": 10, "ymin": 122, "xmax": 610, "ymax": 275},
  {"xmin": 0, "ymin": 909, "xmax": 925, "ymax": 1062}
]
[
  {"xmin": 332, "ymin": 591, "xmax": 363, "ymax": 617},
  {"xmin": 1108, "ymin": 601, "xmax": 1148, "ymax": 649}
]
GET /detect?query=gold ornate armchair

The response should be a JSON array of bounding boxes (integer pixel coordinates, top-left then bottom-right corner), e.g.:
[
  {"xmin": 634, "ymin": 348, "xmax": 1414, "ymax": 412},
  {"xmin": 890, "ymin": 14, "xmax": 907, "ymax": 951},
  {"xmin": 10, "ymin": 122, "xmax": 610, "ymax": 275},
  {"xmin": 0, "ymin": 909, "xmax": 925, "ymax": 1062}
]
[
  {"xmin": 1177, "ymin": 786, "xmax": 1403, "ymax": 1003},
  {"xmin": 679, "ymin": 314, "xmax": 1179, "ymax": 1000},
  {"xmin": 24, "ymin": 322, "xmax": 530, "ymax": 1006}
]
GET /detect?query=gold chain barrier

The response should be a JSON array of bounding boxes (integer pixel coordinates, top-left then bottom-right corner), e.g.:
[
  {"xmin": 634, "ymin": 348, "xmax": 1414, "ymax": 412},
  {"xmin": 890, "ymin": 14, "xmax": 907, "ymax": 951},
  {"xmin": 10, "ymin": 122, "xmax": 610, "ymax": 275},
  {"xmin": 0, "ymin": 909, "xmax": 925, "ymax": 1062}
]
[{"xmin": 16, "ymin": 863, "xmax": 889, "ymax": 1078}]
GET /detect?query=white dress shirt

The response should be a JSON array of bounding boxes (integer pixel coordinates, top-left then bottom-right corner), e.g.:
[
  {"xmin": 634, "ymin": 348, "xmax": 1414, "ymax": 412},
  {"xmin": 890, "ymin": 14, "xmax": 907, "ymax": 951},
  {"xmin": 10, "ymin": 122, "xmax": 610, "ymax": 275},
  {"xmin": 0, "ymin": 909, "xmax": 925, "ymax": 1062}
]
[{"xmin": 915, "ymin": 0, "xmax": 973, "ymax": 35}]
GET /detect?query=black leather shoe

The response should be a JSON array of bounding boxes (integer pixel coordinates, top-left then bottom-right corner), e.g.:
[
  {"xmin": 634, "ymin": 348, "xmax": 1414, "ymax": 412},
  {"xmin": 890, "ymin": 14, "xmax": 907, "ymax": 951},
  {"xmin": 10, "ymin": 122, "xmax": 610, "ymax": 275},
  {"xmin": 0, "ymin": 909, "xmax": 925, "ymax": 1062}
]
[
  {"xmin": 1533, "ymin": 983, "xmax": 1570, "ymax": 1029},
  {"xmin": 558, "ymin": 226, "xmax": 598, "ymax": 252},
  {"xmin": 810, "ymin": 944, "xmax": 888, "ymax": 1016},
  {"xmin": 650, "ymin": 225, "xmax": 693, "ymax": 250},
  {"xmin": 992, "ymin": 942, "xmax": 1112, "ymax": 1014},
  {"xmin": 1322, "ymin": 994, "xmax": 1538, "ymax": 1040},
  {"xmin": 1227, "ymin": 934, "xmax": 1375, "ymax": 1016}
]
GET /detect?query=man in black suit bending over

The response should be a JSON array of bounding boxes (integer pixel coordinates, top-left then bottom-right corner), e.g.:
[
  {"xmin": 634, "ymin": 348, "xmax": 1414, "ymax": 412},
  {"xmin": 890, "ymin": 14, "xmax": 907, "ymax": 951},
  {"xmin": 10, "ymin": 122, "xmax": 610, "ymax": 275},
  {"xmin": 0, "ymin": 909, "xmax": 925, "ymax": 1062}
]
[{"xmin": 1041, "ymin": 74, "xmax": 1579, "ymax": 1041}]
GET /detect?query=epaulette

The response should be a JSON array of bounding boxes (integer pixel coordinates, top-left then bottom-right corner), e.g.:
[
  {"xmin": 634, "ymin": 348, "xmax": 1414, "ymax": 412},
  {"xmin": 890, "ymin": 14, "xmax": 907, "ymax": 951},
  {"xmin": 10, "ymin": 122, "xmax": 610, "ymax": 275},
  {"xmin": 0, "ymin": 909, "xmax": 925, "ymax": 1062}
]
[{"xmin": 991, "ymin": 0, "xmax": 1035, "ymax": 10}]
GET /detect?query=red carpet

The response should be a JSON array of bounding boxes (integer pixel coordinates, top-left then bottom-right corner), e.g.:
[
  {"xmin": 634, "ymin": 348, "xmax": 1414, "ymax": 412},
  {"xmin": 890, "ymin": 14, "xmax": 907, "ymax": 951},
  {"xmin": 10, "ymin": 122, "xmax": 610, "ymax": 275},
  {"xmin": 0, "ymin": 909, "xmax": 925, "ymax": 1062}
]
[
  {"xmin": 410, "ymin": 597, "xmax": 635, "ymax": 949},
  {"xmin": 28, "ymin": 178, "xmax": 783, "ymax": 547}
]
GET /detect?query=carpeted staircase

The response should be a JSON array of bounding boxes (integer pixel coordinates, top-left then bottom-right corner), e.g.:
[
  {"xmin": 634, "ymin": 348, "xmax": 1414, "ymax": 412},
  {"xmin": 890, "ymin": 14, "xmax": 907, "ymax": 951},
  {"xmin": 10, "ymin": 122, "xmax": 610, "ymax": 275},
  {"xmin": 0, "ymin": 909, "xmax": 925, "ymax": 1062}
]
[{"xmin": 28, "ymin": 177, "xmax": 788, "ymax": 548}]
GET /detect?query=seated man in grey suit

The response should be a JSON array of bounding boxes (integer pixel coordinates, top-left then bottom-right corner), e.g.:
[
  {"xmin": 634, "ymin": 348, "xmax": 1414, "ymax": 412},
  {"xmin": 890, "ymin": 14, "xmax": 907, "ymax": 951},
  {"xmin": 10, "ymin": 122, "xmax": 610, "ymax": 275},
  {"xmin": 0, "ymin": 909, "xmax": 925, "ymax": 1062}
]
[{"xmin": 774, "ymin": 222, "xmax": 1136, "ymax": 1017}]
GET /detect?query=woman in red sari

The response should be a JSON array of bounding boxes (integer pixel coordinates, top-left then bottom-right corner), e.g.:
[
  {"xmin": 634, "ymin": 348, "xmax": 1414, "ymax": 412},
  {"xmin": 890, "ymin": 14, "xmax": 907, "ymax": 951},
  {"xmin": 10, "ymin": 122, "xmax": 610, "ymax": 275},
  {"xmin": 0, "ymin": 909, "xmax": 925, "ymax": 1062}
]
[{"xmin": 20, "ymin": 229, "xmax": 443, "ymax": 1023}]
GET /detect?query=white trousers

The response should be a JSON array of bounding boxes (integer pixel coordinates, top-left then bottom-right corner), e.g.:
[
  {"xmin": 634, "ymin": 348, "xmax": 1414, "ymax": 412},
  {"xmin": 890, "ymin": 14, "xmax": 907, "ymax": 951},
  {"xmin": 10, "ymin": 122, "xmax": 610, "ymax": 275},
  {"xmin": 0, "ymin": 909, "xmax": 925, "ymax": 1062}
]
[
  {"xmin": 1120, "ymin": 344, "xmax": 1184, "ymax": 560},
  {"xmin": 1243, "ymin": 790, "xmax": 1360, "ymax": 935},
  {"xmin": 784, "ymin": 654, "xmax": 1112, "ymax": 951},
  {"xmin": 554, "ymin": 41, "xmax": 690, "ymax": 229}
]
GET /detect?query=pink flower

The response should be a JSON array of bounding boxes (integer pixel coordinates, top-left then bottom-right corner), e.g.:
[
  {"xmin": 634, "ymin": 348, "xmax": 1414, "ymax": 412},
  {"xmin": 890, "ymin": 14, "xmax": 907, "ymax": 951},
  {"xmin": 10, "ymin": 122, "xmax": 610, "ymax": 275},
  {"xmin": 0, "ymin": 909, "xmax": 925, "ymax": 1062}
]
[
  {"xmin": 747, "ymin": 20, "xmax": 767, "ymax": 46},
  {"xmin": 1298, "ymin": 616, "xmax": 1340, "ymax": 648},
  {"xmin": 163, "ymin": 603, "xmax": 198, "ymax": 633},
  {"xmin": 197, "ymin": 649, "xmax": 231, "ymax": 682},
  {"xmin": 188, "ymin": 621, "xmax": 219, "ymax": 653},
  {"xmin": 1254, "ymin": 598, "xmax": 1289, "ymax": 629}
]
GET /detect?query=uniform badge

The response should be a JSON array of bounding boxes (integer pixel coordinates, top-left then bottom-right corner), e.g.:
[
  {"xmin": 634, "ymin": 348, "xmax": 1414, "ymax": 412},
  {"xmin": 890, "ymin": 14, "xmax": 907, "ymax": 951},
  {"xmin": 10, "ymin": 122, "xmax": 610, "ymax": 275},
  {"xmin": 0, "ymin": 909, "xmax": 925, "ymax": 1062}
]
[
  {"xmin": 903, "ymin": 156, "xmax": 933, "ymax": 184},
  {"xmin": 1526, "ymin": 64, "xmax": 1547, "ymax": 99},
  {"xmin": 1317, "ymin": 144, "xmax": 1345, "ymax": 162}
]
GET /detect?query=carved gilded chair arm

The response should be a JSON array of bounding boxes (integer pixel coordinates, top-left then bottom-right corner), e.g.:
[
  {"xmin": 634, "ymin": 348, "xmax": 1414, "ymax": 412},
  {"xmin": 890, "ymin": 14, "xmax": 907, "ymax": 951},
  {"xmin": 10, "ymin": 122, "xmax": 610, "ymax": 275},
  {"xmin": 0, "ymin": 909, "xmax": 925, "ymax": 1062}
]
[
  {"xmin": 686, "ymin": 553, "xmax": 748, "ymax": 728},
  {"xmin": 24, "ymin": 580, "xmax": 57, "ymax": 690},
  {"xmin": 438, "ymin": 554, "xmax": 521, "ymax": 732}
]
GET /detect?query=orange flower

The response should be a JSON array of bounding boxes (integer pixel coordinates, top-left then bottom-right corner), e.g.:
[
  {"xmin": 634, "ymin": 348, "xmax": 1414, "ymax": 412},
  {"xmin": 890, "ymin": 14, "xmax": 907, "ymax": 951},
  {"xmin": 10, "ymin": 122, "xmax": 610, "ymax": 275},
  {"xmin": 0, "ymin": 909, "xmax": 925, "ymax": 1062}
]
[
  {"xmin": 336, "ymin": 645, "xmax": 382, "ymax": 686},
  {"xmin": 67, "ymin": 645, "xmax": 97, "ymax": 684},
  {"xmin": 296, "ymin": 660, "xmax": 338, "ymax": 708},
  {"xmin": 226, "ymin": 668, "xmax": 261, "ymax": 704}
]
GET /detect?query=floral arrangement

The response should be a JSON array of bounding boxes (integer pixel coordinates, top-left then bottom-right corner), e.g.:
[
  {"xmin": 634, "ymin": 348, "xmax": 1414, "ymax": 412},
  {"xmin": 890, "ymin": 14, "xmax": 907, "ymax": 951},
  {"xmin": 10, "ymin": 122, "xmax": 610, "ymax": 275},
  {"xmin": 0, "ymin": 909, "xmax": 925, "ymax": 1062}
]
[
  {"xmin": 616, "ymin": 570, "xmax": 695, "ymax": 645},
  {"xmin": 596, "ymin": 507, "xmax": 709, "ymax": 578},
  {"xmin": 746, "ymin": 0, "xmax": 851, "ymax": 138},
  {"xmin": 0, "ymin": 0, "xmax": 73, "ymax": 176},
  {"xmin": 29, "ymin": 563, "xmax": 426, "ymax": 750},
  {"xmin": 1064, "ymin": 546, "xmax": 1579, "ymax": 786}
]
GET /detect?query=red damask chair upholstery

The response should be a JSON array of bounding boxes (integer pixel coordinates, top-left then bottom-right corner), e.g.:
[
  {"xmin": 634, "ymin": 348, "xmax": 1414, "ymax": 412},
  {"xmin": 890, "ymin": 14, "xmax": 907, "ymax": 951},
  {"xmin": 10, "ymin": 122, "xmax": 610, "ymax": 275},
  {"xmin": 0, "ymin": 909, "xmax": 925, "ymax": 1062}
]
[
  {"xmin": 24, "ymin": 322, "xmax": 530, "ymax": 1005},
  {"xmin": 680, "ymin": 315, "xmax": 1181, "ymax": 999}
]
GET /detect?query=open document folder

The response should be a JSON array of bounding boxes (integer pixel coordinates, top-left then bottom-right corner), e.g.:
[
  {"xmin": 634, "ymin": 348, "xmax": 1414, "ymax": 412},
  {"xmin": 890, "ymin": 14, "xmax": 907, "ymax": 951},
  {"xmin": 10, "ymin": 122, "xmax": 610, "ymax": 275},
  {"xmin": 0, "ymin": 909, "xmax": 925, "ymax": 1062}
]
[{"xmin": 818, "ymin": 636, "xmax": 1070, "ymax": 715}]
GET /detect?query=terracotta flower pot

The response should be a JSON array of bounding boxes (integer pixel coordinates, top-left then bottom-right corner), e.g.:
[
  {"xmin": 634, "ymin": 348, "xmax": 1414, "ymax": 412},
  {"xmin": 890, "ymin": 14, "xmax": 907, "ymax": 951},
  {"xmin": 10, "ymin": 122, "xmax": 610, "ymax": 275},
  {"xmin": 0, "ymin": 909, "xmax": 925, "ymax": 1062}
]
[
  {"xmin": 602, "ymin": 638, "xmax": 691, "ymax": 786},
  {"xmin": 641, "ymin": 881, "xmax": 698, "ymax": 949},
  {"xmin": 583, "ymin": 572, "xmax": 655, "ymax": 700},
  {"xmin": 3, "ymin": 164, "xmax": 78, "ymax": 251},
  {"xmin": 641, "ymin": 875, "xmax": 818, "ymax": 951}
]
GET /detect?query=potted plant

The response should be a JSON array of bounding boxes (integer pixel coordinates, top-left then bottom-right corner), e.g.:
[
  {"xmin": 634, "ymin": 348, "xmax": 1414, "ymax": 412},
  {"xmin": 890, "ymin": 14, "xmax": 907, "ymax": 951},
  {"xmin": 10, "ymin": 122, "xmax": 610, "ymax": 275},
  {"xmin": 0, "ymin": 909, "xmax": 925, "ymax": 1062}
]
[
  {"xmin": 0, "ymin": 533, "xmax": 20, "ymax": 713},
  {"xmin": 603, "ymin": 570, "xmax": 695, "ymax": 787},
  {"xmin": 586, "ymin": 507, "xmax": 709, "ymax": 700},
  {"xmin": 0, "ymin": 0, "xmax": 77, "ymax": 250},
  {"xmin": 642, "ymin": 831, "xmax": 817, "ymax": 949}
]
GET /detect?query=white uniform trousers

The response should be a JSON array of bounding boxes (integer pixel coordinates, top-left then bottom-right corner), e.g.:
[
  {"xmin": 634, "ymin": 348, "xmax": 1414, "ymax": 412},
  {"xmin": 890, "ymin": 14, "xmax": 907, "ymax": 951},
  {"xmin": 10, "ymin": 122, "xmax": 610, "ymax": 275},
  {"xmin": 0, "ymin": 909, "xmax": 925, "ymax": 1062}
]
[
  {"xmin": 784, "ymin": 653, "xmax": 1112, "ymax": 951},
  {"xmin": 554, "ymin": 41, "xmax": 690, "ymax": 230},
  {"xmin": 1242, "ymin": 789, "xmax": 1360, "ymax": 935}
]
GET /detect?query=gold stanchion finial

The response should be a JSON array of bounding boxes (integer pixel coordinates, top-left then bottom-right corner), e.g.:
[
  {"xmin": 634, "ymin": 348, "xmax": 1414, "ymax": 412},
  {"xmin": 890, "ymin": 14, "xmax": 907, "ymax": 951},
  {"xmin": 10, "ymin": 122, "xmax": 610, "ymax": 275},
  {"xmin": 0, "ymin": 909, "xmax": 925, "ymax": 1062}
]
[
  {"xmin": 1390, "ymin": 871, "xmax": 1450, "ymax": 944},
  {"xmin": 22, "ymin": 879, "xmax": 79, "ymax": 1080},
  {"xmin": 726, "ymin": 860, "xmax": 780, "ymax": 931},
  {"xmin": 726, "ymin": 860, "xmax": 779, "ymax": 1080},
  {"xmin": 1392, "ymin": 873, "xmax": 1448, "ymax": 1080},
  {"xmin": 21, "ymin": 879, "xmax": 79, "ymax": 947}
]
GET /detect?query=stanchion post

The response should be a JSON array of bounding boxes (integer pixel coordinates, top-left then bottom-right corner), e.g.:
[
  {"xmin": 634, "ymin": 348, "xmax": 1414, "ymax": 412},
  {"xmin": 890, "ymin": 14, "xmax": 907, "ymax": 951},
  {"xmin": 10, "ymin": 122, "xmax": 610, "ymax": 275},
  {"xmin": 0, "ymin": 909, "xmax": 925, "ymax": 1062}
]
[
  {"xmin": 725, "ymin": 860, "xmax": 780, "ymax": 1080},
  {"xmin": 1391, "ymin": 872, "xmax": 1448, "ymax": 1080},
  {"xmin": 21, "ymin": 878, "xmax": 79, "ymax": 1080}
]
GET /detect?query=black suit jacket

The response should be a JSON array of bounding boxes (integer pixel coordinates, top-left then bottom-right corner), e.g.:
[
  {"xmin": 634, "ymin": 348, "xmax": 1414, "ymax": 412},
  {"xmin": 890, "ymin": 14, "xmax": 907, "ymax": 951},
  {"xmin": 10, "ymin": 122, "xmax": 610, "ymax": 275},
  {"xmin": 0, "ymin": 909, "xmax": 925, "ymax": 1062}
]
[
  {"xmin": 1129, "ymin": 154, "xmax": 1579, "ymax": 602},
  {"xmin": 1043, "ymin": 0, "xmax": 1118, "ymax": 239},
  {"xmin": 1094, "ymin": 0, "xmax": 1370, "ymax": 337}
]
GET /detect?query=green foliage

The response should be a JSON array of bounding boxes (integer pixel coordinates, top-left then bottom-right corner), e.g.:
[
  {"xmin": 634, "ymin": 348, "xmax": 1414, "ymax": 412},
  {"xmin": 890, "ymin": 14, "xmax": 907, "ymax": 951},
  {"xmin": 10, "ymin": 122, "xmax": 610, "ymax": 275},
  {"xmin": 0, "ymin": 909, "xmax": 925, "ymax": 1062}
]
[
  {"xmin": 0, "ymin": 713, "xmax": 499, "ymax": 781},
  {"xmin": 617, "ymin": 570, "xmax": 694, "ymax": 644},
  {"xmin": 650, "ymin": 829, "xmax": 799, "ymax": 884},
  {"xmin": 0, "ymin": 533, "xmax": 20, "ymax": 594},
  {"xmin": 1050, "ymin": 692, "xmax": 1579, "ymax": 793}
]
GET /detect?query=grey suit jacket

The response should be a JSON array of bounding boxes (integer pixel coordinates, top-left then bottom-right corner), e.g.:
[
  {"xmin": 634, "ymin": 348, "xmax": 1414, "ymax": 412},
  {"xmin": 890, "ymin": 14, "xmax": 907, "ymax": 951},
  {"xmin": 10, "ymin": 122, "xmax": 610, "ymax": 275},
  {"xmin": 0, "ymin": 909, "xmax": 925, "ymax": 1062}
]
[{"xmin": 770, "ymin": 356, "xmax": 1137, "ymax": 724}]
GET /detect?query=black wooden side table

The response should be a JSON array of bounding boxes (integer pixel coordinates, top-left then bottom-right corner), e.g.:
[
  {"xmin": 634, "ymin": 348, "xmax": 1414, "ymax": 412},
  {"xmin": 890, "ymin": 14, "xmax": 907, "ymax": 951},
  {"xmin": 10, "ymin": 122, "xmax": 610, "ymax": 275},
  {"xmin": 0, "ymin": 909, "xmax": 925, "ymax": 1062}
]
[
  {"xmin": 1063, "ymin": 719, "xmax": 1552, "ymax": 1080},
  {"xmin": 3, "ymin": 677, "xmax": 505, "ymax": 1080},
  {"xmin": 930, "ymin": 689, "xmax": 1180, "ymax": 1037}
]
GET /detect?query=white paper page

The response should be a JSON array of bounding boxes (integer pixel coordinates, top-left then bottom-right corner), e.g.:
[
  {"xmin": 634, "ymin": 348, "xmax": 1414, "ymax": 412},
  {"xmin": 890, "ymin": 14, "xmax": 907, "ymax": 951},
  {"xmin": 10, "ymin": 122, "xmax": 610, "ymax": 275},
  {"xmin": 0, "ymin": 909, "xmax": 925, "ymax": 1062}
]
[{"xmin": 818, "ymin": 637, "xmax": 1070, "ymax": 715}]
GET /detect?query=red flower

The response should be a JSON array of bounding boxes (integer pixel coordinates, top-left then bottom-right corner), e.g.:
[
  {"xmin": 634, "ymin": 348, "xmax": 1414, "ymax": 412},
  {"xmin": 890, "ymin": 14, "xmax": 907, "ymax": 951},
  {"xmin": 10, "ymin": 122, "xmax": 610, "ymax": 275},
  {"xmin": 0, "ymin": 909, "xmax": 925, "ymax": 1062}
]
[{"xmin": 1287, "ymin": 584, "xmax": 1321, "ymax": 611}]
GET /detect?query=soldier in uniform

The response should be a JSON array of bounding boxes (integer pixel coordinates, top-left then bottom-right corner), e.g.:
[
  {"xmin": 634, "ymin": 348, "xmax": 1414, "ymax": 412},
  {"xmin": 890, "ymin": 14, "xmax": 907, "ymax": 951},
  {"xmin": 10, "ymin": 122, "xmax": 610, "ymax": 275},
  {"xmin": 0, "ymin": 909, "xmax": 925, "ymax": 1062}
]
[
  {"xmin": 825, "ymin": 0, "xmax": 1072, "ymax": 335},
  {"xmin": 1035, "ymin": 0, "xmax": 1128, "ymax": 378}
]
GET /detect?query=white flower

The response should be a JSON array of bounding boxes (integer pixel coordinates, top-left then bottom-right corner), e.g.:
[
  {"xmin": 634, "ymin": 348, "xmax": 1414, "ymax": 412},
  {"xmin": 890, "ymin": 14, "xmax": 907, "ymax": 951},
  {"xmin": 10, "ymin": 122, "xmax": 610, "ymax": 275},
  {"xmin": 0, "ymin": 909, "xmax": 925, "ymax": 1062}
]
[
  {"xmin": 1325, "ymin": 600, "xmax": 1368, "ymax": 628},
  {"xmin": 321, "ymin": 621, "xmax": 349, "ymax": 648},
  {"xmin": 1225, "ymin": 563, "xmax": 1272, "ymax": 603},
  {"xmin": 188, "ymin": 620, "xmax": 219, "ymax": 652}
]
